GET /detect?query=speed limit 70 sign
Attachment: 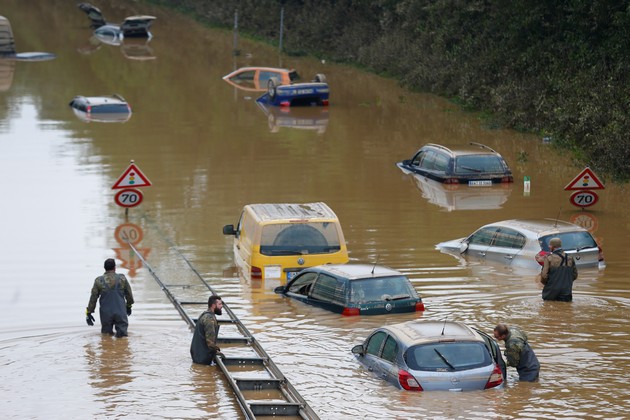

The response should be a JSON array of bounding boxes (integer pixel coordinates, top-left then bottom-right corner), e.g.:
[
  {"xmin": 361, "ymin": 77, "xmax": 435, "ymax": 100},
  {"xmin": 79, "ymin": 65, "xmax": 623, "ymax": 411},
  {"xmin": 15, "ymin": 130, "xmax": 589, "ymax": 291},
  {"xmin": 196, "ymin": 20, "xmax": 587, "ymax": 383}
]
[
  {"xmin": 569, "ymin": 190, "xmax": 599, "ymax": 208},
  {"xmin": 114, "ymin": 188, "xmax": 144, "ymax": 208}
]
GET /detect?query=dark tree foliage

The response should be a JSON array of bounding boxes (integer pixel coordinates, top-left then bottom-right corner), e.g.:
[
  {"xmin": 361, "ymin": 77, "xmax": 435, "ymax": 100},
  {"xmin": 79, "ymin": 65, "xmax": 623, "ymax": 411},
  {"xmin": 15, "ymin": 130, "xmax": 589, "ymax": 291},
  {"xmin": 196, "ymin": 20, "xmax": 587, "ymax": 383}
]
[{"xmin": 149, "ymin": 0, "xmax": 630, "ymax": 181}]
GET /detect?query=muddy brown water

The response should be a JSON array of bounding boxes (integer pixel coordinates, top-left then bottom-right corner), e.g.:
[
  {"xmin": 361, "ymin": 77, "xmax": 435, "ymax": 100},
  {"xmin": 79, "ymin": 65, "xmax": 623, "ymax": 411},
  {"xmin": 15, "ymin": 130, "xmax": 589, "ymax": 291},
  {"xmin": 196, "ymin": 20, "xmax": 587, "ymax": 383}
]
[{"xmin": 1, "ymin": 1, "xmax": 629, "ymax": 418}]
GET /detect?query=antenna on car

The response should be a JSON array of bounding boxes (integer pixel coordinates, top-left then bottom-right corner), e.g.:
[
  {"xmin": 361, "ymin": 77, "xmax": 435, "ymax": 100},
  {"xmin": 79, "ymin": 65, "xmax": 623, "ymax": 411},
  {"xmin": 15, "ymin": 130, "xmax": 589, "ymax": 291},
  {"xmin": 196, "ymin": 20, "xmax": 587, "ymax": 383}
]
[
  {"xmin": 371, "ymin": 255, "xmax": 379, "ymax": 275},
  {"xmin": 554, "ymin": 207, "xmax": 561, "ymax": 228},
  {"xmin": 441, "ymin": 317, "xmax": 447, "ymax": 335}
]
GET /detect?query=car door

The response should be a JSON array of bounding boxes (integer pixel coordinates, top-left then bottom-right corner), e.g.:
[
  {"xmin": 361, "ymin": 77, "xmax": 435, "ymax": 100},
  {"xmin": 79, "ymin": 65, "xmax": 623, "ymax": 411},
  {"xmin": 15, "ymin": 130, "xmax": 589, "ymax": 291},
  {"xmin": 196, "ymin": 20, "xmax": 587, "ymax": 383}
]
[
  {"xmin": 485, "ymin": 227, "xmax": 526, "ymax": 265},
  {"xmin": 308, "ymin": 273, "xmax": 346, "ymax": 313},
  {"xmin": 361, "ymin": 331, "xmax": 387, "ymax": 376},
  {"xmin": 473, "ymin": 328, "xmax": 507, "ymax": 379},
  {"xmin": 464, "ymin": 226, "xmax": 498, "ymax": 260}
]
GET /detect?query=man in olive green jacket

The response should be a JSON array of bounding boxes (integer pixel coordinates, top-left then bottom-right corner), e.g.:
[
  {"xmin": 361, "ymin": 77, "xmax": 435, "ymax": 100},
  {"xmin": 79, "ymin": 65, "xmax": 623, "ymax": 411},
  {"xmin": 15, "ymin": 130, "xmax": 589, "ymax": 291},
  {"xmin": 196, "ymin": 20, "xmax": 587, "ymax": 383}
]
[
  {"xmin": 190, "ymin": 295, "xmax": 223, "ymax": 364},
  {"xmin": 541, "ymin": 237, "xmax": 578, "ymax": 302}
]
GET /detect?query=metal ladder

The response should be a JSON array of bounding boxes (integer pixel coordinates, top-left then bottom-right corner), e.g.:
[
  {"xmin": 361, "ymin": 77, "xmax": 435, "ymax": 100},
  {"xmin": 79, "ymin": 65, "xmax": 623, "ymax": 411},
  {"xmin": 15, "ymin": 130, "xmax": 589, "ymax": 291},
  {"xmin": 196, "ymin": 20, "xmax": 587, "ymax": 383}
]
[{"xmin": 128, "ymin": 242, "xmax": 320, "ymax": 419}]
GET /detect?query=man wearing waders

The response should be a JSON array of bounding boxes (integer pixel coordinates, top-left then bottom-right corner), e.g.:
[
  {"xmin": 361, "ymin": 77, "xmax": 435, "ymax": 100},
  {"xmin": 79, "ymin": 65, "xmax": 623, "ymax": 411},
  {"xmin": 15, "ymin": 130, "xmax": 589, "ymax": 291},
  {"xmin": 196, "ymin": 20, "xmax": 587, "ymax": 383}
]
[
  {"xmin": 86, "ymin": 258, "xmax": 134, "ymax": 337},
  {"xmin": 540, "ymin": 237, "xmax": 578, "ymax": 302},
  {"xmin": 493, "ymin": 324, "xmax": 540, "ymax": 382},
  {"xmin": 190, "ymin": 295, "xmax": 223, "ymax": 364}
]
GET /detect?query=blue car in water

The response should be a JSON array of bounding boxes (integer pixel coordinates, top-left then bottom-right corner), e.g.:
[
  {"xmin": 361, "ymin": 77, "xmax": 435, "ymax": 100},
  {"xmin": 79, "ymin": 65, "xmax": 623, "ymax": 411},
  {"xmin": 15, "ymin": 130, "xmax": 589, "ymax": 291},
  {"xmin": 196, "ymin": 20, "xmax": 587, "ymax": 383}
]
[{"xmin": 256, "ymin": 73, "xmax": 329, "ymax": 107}]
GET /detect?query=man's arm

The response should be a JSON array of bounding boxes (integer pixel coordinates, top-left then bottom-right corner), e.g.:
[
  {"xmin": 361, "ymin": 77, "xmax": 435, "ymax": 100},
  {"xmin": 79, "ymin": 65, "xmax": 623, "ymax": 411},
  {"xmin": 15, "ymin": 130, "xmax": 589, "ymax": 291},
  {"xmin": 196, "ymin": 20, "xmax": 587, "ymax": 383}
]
[
  {"xmin": 203, "ymin": 316, "xmax": 220, "ymax": 352},
  {"xmin": 504, "ymin": 340, "xmax": 523, "ymax": 367},
  {"xmin": 86, "ymin": 279, "xmax": 100, "ymax": 313},
  {"xmin": 540, "ymin": 257, "xmax": 551, "ymax": 284},
  {"xmin": 120, "ymin": 274, "xmax": 134, "ymax": 306}
]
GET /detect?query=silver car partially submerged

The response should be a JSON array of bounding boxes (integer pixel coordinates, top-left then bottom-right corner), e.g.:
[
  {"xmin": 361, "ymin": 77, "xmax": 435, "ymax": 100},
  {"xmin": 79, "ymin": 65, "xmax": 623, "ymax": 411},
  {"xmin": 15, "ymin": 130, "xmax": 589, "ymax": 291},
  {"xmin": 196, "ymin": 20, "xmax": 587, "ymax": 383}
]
[
  {"xmin": 436, "ymin": 218, "xmax": 605, "ymax": 271},
  {"xmin": 352, "ymin": 320, "xmax": 505, "ymax": 391}
]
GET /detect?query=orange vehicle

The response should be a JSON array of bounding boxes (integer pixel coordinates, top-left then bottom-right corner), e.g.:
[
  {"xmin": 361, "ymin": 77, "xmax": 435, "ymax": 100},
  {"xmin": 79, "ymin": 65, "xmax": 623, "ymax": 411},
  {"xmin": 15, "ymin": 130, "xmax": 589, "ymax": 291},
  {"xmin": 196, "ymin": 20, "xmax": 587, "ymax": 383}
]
[{"xmin": 222, "ymin": 67, "xmax": 299, "ymax": 92}]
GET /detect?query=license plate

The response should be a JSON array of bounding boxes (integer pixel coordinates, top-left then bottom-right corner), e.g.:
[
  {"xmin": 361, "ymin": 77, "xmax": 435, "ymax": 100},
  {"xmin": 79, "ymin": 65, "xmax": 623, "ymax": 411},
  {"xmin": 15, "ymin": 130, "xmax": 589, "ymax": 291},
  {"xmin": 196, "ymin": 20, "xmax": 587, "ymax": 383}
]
[
  {"xmin": 296, "ymin": 89, "xmax": 314, "ymax": 94},
  {"xmin": 469, "ymin": 180, "xmax": 492, "ymax": 186}
]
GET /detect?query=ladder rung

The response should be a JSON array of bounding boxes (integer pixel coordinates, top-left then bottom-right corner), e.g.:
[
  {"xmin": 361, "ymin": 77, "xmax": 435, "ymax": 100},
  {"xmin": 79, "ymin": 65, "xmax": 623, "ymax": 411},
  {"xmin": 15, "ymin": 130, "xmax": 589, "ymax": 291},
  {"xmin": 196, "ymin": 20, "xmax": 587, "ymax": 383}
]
[
  {"xmin": 222, "ymin": 356, "xmax": 266, "ymax": 366},
  {"xmin": 217, "ymin": 336, "xmax": 250, "ymax": 344},
  {"xmin": 178, "ymin": 301, "xmax": 208, "ymax": 305},
  {"xmin": 217, "ymin": 318, "xmax": 237, "ymax": 324},
  {"xmin": 249, "ymin": 401, "xmax": 302, "ymax": 416},
  {"xmin": 235, "ymin": 378, "xmax": 283, "ymax": 391}
]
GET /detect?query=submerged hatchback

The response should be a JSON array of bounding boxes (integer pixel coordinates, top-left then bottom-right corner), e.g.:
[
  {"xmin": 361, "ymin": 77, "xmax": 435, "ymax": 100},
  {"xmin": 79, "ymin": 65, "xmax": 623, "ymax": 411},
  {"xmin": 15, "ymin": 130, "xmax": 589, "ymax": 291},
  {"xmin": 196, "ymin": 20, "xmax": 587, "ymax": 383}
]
[
  {"xmin": 397, "ymin": 142, "xmax": 513, "ymax": 185},
  {"xmin": 352, "ymin": 320, "xmax": 505, "ymax": 391},
  {"xmin": 274, "ymin": 264, "xmax": 425, "ymax": 316},
  {"xmin": 436, "ymin": 218, "xmax": 605, "ymax": 270}
]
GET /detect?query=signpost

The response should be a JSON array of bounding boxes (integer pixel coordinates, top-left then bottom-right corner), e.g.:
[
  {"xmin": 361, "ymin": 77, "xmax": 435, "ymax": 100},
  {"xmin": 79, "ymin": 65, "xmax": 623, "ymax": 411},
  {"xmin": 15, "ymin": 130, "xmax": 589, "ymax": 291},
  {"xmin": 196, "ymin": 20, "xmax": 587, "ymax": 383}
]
[
  {"xmin": 564, "ymin": 167, "xmax": 604, "ymax": 209},
  {"xmin": 112, "ymin": 160, "xmax": 151, "ymax": 213}
]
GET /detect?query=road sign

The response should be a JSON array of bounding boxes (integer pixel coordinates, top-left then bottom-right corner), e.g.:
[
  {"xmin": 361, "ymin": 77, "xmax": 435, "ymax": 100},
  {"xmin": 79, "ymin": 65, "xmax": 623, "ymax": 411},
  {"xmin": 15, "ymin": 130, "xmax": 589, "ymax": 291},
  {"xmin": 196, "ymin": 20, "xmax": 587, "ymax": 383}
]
[
  {"xmin": 112, "ymin": 162, "xmax": 152, "ymax": 189},
  {"xmin": 114, "ymin": 188, "xmax": 144, "ymax": 208},
  {"xmin": 569, "ymin": 190, "xmax": 599, "ymax": 208},
  {"xmin": 114, "ymin": 223, "xmax": 144, "ymax": 246},
  {"xmin": 564, "ymin": 167, "xmax": 605, "ymax": 190}
]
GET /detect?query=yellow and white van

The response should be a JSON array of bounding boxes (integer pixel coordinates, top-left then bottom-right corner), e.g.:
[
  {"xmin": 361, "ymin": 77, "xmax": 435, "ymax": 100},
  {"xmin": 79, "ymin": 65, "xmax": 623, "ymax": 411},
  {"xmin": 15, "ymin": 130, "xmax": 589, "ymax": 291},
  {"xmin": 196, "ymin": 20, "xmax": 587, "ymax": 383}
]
[{"xmin": 223, "ymin": 202, "xmax": 349, "ymax": 280}]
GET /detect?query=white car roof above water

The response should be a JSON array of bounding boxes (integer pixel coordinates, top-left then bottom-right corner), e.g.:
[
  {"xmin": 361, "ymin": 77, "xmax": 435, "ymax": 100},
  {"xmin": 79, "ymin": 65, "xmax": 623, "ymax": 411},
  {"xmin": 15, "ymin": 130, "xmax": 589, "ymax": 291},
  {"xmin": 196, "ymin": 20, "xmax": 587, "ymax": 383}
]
[
  {"xmin": 483, "ymin": 218, "xmax": 589, "ymax": 237},
  {"xmin": 384, "ymin": 320, "xmax": 482, "ymax": 346},
  {"xmin": 246, "ymin": 202, "xmax": 338, "ymax": 222}
]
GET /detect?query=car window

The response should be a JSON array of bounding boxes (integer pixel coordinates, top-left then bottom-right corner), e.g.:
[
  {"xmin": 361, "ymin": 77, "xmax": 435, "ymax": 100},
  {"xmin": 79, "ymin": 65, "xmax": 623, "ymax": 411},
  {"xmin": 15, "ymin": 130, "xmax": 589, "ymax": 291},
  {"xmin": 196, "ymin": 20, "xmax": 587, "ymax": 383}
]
[
  {"xmin": 260, "ymin": 223, "xmax": 341, "ymax": 256},
  {"xmin": 411, "ymin": 150, "xmax": 426, "ymax": 166},
  {"xmin": 230, "ymin": 70, "xmax": 256, "ymax": 81},
  {"xmin": 259, "ymin": 71, "xmax": 282, "ymax": 83},
  {"xmin": 454, "ymin": 155, "xmax": 505, "ymax": 174},
  {"xmin": 310, "ymin": 274, "xmax": 346, "ymax": 304},
  {"xmin": 366, "ymin": 331, "xmax": 387, "ymax": 356},
  {"xmin": 287, "ymin": 272, "xmax": 318, "ymax": 295},
  {"xmin": 492, "ymin": 227, "xmax": 526, "ymax": 249},
  {"xmin": 406, "ymin": 342, "xmax": 491, "ymax": 371},
  {"xmin": 468, "ymin": 227, "xmax": 498, "ymax": 246},
  {"xmin": 92, "ymin": 104, "xmax": 129, "ymax": 113},
  {"xmin": 349, "ymin": 276, "xmax": 417, "ymax": 304},
  {"xmin": 420, "ymin": 151, "xmax": 448, "ymax": 171},
  {"xmin": 381, "ymin": 335, "xmax": 398, "ymax": 363},
  {"xmin": 539, "ymin": 231, "xmax": 598, "ymax": 252}
]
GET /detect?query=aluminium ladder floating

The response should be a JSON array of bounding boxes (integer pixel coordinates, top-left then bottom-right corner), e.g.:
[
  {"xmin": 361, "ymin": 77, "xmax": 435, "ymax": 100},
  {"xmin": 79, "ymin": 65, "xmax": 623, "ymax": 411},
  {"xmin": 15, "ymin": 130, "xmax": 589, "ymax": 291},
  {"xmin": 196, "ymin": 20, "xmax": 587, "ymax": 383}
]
[{"xmin": 128, "ymin": 242, "xmax": 320, "ymax": 420}]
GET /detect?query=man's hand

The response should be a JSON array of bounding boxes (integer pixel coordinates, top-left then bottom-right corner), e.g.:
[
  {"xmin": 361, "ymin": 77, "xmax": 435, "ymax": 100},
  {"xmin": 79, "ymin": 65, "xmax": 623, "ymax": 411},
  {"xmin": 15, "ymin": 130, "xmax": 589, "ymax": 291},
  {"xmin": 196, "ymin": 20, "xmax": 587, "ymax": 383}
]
[
  {"xmin": 86, "ymin": 310, "xmax": 95, "ymax": 326},
  {"xmin": 126, "ymin": 306, "xmax": 132, "ymax": 316}
]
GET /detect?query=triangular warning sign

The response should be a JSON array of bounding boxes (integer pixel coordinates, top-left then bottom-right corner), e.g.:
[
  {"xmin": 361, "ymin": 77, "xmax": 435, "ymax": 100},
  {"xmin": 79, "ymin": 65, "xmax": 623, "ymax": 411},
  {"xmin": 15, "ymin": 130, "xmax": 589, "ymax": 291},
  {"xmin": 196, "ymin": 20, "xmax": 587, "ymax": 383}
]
[
  {"xmin": 112, "ymin": 163, "xmax": 152, "ymax": 189},
  {"xmin": 564, "ymin": 167, "xmax": 605, "ymax": 190}
]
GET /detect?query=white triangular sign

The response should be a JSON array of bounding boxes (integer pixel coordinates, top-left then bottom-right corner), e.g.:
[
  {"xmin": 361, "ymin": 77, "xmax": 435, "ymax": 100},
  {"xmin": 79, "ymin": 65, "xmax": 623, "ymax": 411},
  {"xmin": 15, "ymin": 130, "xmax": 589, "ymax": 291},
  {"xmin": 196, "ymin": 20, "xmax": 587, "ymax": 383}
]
[
  {"xmin": 564, "ymin": 167, "xmax": 605, "ymax": 190},
  {"xmin": 112, "ymin": 163, "xmax": 152, "ymax": 189}
]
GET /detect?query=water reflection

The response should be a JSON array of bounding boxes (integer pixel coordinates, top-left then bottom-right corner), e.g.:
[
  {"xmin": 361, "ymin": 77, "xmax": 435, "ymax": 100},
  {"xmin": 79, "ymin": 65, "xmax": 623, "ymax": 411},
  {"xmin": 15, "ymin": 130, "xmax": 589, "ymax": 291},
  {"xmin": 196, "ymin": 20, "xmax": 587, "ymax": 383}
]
[{"xmin": 256, "ymin": 102, "xmax": 329, "ymax": 134}]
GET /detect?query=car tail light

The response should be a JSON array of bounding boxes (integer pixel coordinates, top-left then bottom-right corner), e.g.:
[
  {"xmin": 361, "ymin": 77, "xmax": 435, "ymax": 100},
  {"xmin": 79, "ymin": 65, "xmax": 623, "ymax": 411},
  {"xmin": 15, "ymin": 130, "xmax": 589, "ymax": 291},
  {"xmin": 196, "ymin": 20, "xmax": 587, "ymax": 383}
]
[
  {"xmin": 280, "ymin": 100, "xmax": 291, "ymax": 107},
  {"xmin": 342, "ymin": 307, "xmax": 360, "ymax": 316},
  {"xmin": 484, "ymin": 363, "xmax": 503, "ymax": 389},
  {"xmin": 598, "ymin": 246, "xmax": 605, "ymax": 262},
  {"xmin": 501, "ymin": 175, "xmax": 513, "ymax": 183},
  {"xmin": 444, "ymin": 178, "xmax": 459, "ymax": 184},
  {"xmin": 535, "ymin": 250, "xmax": 549, "ymax": 266},
  {"xmin": 398, "ymin": 370, "xmax": 423, "ymax": 391},
  {"xmin": 415, "ymin": 302, "xmax": 425, "ymax": 312},
  {"xmin": 251, "ymin": 266, "xmax": 262, "ymax": 279},
  {"xmin": 321, "ymin": 99, "xmax": 329, "ymax": 106},
  {"xmin": 86, "ymin": 105, "xmax": 92, "ymax": 114}
]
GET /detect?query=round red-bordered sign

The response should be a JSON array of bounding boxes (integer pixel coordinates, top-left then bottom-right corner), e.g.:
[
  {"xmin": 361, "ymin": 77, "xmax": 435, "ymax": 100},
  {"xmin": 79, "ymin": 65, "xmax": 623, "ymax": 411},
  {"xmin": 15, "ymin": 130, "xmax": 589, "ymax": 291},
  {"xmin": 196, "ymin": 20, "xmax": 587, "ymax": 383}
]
[
  {"xmin": 114, "ymin": 188, "xmax": 143, "ymax": 208},
  {"xmin": 569, "ymin": 213, "xmax": 598, "ymax": 232},
  {"xmin": 569, "ymin": 190, "xmax": 598, "ymax": 208}
]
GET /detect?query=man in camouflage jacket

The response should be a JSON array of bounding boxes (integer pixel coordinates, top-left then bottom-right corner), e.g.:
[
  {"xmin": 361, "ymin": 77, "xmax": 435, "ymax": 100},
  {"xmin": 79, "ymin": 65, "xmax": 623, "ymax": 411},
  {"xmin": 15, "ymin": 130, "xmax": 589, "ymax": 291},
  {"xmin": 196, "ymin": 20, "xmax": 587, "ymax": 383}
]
[
  {"xmin": 494, "ymin": 324, "xmax": 540, "ymax": 382},
  {"xmin": 190, "ymin": 295, "xmax": 223, "ymax": 364},
  {"xmin": 86, "ymin": 258, "xmax": 134, "ymax": 337},
  {"xmin": 541, "ymin": 237, "xmax": 578, "ymax": 302}
]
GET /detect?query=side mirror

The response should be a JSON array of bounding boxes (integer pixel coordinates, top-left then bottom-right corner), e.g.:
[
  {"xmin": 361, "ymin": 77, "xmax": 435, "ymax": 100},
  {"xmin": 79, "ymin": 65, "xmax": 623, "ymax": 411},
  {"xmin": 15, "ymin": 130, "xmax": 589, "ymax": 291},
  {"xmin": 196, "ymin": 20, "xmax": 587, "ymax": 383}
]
[
  {"xmin": 223, "ymin": 224, "xmax": 236, "ymax": 235},
  {"xmin": 273, "ymin": 286, "xmax": 286, "ymax": 294},
  {"xmin": 351, "ymin": 344, "xmax": 365, "ymax": 355},
  {"xmin": 459, "ymin": 240, "xmax": 469, "ymax": 254}
]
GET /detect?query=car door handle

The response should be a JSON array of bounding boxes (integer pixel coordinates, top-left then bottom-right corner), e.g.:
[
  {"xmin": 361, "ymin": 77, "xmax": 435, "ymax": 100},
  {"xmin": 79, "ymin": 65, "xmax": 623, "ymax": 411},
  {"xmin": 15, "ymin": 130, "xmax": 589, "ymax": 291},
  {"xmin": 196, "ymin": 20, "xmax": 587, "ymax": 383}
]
[
  {"xmin": 479, "ymin": 252, "xmax": 486, "ymax": 257},
  {"xmin": 503, "ymin": 255, "xmax": 513, "ymax": 260}
]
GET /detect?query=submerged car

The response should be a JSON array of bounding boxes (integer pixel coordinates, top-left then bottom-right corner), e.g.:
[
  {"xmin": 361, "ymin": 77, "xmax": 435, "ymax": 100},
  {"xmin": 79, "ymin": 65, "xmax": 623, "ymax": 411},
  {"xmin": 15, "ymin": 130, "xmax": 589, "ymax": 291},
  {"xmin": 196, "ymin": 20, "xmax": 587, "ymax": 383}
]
[
  {"xmin": 397, "ymin": 142, "xmax": 513, "ymax": 185},
  {"xmin": 78, "ymin": 3, "xmax": 156, "ymax": 42},
  {"xmin": 223, "ymin": 202, "xmax": 349, "ymax": 280},
  {"xmin": 256, "ymin": 73, "xmax": 329, "ymax": 107},
  {"xmin": 69, "ymin": 94, "xmax": 132, "ymax": 123},
  {"xmin": 274, "ymin": 264, "xmax": 425, "ymax": 316},
  {"xmin": 351, "ymin": 320, "xmax": 505, "ymax": 391},
  {"xmin": 436, "ymin": 218, "xmax": 605, "ymax": 270},
  {"xmin": 222, "ymin": 67, "xmax": 299, "ymax": 92},
  {"xmin": 0, "ymin": 15, "xmax": 56, "ymax": 61}
]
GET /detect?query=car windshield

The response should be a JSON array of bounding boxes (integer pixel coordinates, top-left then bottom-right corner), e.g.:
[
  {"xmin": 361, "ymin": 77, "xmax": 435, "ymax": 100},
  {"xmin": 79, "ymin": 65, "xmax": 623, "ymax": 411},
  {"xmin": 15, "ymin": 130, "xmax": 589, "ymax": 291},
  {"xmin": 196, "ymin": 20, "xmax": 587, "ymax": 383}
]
[
  {"xmin": 259, "ymin": 222, "xmax": 341, "ymax": 256},
  {"xmin": 454, "ymin": 155, "xmax": 505, "ymax": 174},
  {"xmin": 406, "ymin": 341, "xmax": 490, "ymax": 371},
  {"xmin": 539, "ymin": 231, "xmax": 598, "ymax": 252},
  {"xmin": 349, "ymin": 276, "xmax": 417, "ymax": 304}
]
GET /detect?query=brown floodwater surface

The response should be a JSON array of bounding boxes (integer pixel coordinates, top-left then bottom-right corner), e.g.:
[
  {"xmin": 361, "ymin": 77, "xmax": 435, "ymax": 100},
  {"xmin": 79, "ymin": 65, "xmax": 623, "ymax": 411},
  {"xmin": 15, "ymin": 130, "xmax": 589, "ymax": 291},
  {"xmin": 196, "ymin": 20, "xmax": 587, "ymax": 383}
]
[{"xmin": 1, "ymin": 0, "xmax": 629, "ymax": 419}]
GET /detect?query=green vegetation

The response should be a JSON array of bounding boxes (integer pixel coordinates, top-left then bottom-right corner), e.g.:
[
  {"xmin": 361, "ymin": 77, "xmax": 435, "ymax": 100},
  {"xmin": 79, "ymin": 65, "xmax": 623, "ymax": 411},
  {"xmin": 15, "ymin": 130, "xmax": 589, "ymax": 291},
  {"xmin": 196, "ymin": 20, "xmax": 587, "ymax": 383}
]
[{"xmin": 150, "ymin": 0, "xmax": 630, "ymax": 181}]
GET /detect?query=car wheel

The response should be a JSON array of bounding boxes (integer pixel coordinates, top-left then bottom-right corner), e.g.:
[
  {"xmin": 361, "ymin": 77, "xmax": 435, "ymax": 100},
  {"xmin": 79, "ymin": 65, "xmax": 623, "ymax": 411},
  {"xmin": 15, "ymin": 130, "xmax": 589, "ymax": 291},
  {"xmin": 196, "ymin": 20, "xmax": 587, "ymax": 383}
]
[
  {"xmin": 314, "ymin": 73, "xmax": 327, "ymax": 83},
  {"xmin": 268, "ymin": 78, "xmax": 278, "ymax": 99}
]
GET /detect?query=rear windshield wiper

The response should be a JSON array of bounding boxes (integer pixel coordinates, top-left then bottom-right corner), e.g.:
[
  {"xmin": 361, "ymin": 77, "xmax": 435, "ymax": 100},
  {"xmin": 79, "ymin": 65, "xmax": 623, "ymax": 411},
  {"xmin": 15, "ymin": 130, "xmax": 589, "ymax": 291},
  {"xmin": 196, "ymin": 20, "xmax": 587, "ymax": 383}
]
[
  {"xmin": 460, "ymin": 166, "xmax": 482, "ymax": 173},
  {"xmin": 270, "ymin": 250, "xmax": 303, "ymax": 256},
  {"xmin": 434, "ymin": 348, "xmax": 455, "ymax": 370}
]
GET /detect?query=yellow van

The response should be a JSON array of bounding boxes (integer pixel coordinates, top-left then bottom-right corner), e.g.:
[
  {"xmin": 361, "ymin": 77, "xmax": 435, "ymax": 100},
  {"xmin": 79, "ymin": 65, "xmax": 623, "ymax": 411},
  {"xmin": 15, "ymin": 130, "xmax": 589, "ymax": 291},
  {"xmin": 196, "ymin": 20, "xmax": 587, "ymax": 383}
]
[{"xmin": 222, "ymin": 202, "xmax": 349, "ymax": 280}]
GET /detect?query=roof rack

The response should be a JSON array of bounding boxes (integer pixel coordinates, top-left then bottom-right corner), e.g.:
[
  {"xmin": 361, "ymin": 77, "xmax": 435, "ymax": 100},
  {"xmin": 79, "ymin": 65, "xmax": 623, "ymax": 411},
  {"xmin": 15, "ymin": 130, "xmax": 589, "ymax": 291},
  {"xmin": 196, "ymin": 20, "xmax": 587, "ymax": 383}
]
[{"xmin": 469, "ymin": 141, "xmax": 497, "ymax": 153}]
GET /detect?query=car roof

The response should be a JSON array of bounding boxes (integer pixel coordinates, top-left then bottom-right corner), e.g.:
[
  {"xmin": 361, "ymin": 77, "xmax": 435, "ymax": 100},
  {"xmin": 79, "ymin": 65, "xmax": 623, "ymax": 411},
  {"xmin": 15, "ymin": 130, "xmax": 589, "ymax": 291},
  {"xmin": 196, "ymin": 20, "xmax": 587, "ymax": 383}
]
[
  {"xmin": 384, "ymin": 320, "xmax": 483, "ymax": 345},
  {"xmin": 73, "ymin": 94, "xmax": 128, "ymax": 105},
  {"xmin": 223, "ymin": 67, "xmax": 295, "ymax": 78},
  {"xmin": 309, "ymin": 263, "xmax": 403, "ymax": 280},
  {"xmin": 483, "ymin": 218, "xmax": 588, "ymax": 237},
  {"xmin": 245, "ymin": 202, "xmax": 338, "ymax": 222},
  {"xmin": 422, "ymin": 142, "xmax": 501, "ymax": 157}
]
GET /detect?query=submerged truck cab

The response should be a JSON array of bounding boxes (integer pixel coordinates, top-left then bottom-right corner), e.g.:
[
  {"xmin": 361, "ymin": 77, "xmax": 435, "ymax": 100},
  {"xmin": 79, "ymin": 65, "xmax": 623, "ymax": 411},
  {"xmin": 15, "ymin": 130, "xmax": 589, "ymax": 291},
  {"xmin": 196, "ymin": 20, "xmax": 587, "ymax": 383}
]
[{"xmin": 223, "ymin": 202, "xmax": 349, "ymax": 280}]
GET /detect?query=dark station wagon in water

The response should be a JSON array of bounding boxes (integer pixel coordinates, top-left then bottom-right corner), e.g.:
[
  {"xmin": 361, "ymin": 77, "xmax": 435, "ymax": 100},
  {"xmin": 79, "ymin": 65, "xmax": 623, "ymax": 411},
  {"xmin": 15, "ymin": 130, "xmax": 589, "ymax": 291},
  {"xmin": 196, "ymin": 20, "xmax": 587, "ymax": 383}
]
[
  {"xmin": 69, "ymin": 94, "xmax": 132, "ymax": 123},
  {"xmin": 397, "ymin": 142, "xmax": 513, "ymax": 185},
  {"xmin": 352, "ymin": 320, "xmax": 506, "ymax": 392},
  {"xmin": 274, "ymin": 264, "xmax": 425, "ymax": 316}
]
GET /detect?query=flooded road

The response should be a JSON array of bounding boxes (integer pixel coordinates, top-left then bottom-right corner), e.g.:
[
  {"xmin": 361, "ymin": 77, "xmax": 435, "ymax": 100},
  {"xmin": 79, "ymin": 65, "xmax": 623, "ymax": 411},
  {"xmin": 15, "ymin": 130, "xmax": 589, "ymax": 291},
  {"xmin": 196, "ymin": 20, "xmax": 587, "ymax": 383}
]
[{"xmin": 1, "ymin": 0, "xmax": 629, "ymax": 418}]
